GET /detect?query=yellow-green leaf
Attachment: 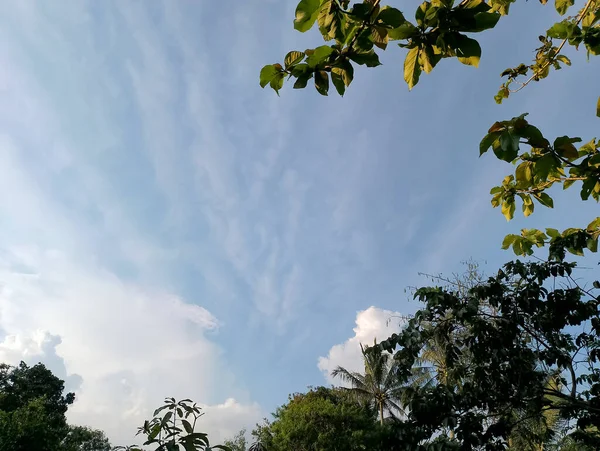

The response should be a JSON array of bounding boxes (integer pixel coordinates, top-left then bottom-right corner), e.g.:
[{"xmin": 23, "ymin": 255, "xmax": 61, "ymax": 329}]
[
  {"xmin": 555, "ymin": 0, "xmax": 574, "ymax": 16},
  {"xmin": 260, "ymin": 65, "xmax": 279, "ymax": 88},
  {"xmin": 294, "ymin": 0, "xmax": 321, "ymax": 32},
  {"xmin": 404, "ymin": 46, "xmax": 421, "ymax": 90},
  {"xmin": 284, "ymin": 51, "xmax": 305, "ymax": 69}
]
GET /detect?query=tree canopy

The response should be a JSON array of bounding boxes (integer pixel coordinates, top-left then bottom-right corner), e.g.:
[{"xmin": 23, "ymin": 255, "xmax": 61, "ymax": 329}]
[{"xmin": 0, "ymin": 361, "xmax": 109, "ymax": 451}]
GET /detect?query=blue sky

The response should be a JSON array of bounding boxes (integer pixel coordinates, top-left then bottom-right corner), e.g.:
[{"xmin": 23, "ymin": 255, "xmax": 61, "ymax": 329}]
[{"xmin": 0, "ymin": 0, "xmax": 598, "ymax": 445}]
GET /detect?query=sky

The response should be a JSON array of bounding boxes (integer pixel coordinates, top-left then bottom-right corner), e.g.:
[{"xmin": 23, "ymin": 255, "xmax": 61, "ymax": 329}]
[{"xmin": 0, "ymin": 0, "xmax": 598, "ymax": 446}]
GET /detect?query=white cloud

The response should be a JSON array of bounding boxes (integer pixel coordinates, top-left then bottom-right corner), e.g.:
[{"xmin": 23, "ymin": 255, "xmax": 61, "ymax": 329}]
[
  {"xmin": 0, "ymin": 246, "xmax": 262, "ymax": 445},
  {"xmin": 317, "ymin": 307, "xmax": 406, "ymax": 385}
]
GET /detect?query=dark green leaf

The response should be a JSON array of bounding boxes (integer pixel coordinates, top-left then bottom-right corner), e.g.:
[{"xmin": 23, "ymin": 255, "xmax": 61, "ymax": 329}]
[
  {"xmin": 294, "ymin": 72, "xmax": 313, "ymax": 89},
  {"xmin": 388, "ymin": 22, "xmax": 418, "ymax": 40},
  {"xmin": 471, "ymin": 12, "xmax": 501, "ymax": 32},
  {"xmin": 348, "ymin": 50, "xmax": 381, "ymax": 67},
  {"xmin": 294, "ymin": 0, "xmax": 321, "ymax": 32},
  {"xmin": 331, "ymin": 70, "xmax": 346, "ymax": 95},
  {"xmin": 378, "ymin": 7, "xmax": 406, "ymax": 28},
  {"xmin": 314, "ymin": 70, "xmax": 329, "ymax": 95},
  {"xmin": 533, "ymin": 192, "xmax": 554, "ymax": 208},
  {"xmin": 480, "ymin": 132, "xmax": 501, "ymax": 155},
  {"xmin": 455, "ymin": 35, "xmax": 481, "ymax": 67}
]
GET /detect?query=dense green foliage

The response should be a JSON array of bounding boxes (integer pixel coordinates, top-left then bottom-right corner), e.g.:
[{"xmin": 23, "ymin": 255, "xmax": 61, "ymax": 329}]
[
  {"xmin": 223, "ymin": 429, "xmax": 247, "ymax": 451},
  {"xmin": 252, "ymin": 386, "xmax": 398, "ymax": 451},
  {"xmin": 374, "ymin": 260, "xmax": 600, "ymax": 449},
  {"xmin": 0, "ymin": 362, "xmax": 109, "ymax": 451}
]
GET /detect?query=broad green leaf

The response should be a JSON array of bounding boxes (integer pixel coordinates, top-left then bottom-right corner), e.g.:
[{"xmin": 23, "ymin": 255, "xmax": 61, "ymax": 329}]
[
  {"xmin": 455, "ymin": 35, "xmax": 482, "ymax": 67},
  {"xmin": 314, "ymin": 70, "xmax": 329, "ymax": 95},
  {"xmin": 404, "ymin": 46, "xmax": 421, "ymax": 90},
  {"xmin": 306, "ymin": 45, "xmax": 335, "ymax": 67},
  {"xmin": 471, "ymin": 12, "xmax": 501, "ymax": 32},
  {"xmin": 332, "ymin": 61, "xmax": 354, "ymax": 86},
  {"xmin": 502, "ymin": 198, "xmax": 515, "ymax": 221},
  {"xmin": 331, "ymin": 70, "xmax": 345, "ymax": 95},
  {"xmin": 284, "ymin": 51, "xmax": 305, "ymax": 69},
  {"xmin": 348, "ymin": 50, "xmax": 382, "ymax": 67},
  {"xmin": 371, "ymin": 26, "xmax": 389, "ymax": 50},
  {"xmin": 270, "ymin": 72, "xmax": 284, "ymax": 94},
  {"xmin": 502, "ymin": 234, "xmax": 518, "ymax": 249},
  {"xmin": 533, "ymin": 192, "xmax": 554, "ymax": 208},
  {"xmin": 547, "ymin": 21, "xmax": 573, "ymax": 39},
  {"xmin": 294, "ymin": 72, "xmax": 313, "ymax": 89},
  {"xmin": 522, "ymin": 195, "xmax": 534, "ymax": 217},
  {"xmin": 419, "ymin": 45, "xmax": 441, "ymax": 73},
  {"xmin": 554, "ymin": 136, "xmax": 581, "ymax": 159},
  {"xmin": 378, "ymin": 7, "xmax": 406, "ymax": 28},
  {"xmin": 260, "ymin": 65, "xmax": 280, "ymax": 88},
  {"xmin": 555, "ymin": 0, "xmax": 574, "ymax": 16},
  {"xmin": 515, "ymin": 162, "xmax": 533, "ymax": 183},
  {"xmin": 294, "ymin": 0, "xmax": 321, "ymax": 32},
  {"xmin": 318, "ymin": 0, "xmax": 345, "ymax": 41},
  {"xmin": 480, "ymin": 132, "xmax": 501, "ymax": 155},
  {"xmin": 388, "ymin": 22, "xmax": 419, "ymax": 40},
  {"xmin": 488, "ymin": 0, "xmax": 515, "ymax": 15},
  {"xmin": 497, "ymin": 130, "xmax": 519, "ymax": 161}
]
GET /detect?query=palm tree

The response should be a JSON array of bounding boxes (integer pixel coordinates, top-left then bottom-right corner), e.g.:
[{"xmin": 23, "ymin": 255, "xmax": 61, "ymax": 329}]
[{"xmin": 331, "ymin": 339, "xmax": 405, "ymax": 425}]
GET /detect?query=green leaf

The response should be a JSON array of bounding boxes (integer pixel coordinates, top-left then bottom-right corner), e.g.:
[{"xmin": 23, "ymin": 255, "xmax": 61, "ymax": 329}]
[
  {"xmin": 455, "ymin": 35, "xmax": 482, "ymax": 67},
  {"xmin": 332, "ymin": 61, "xmax": 354, "ymax": 86},
  {"xmin": 480, "ymin": 132, "xmax": 501, "ymax": 155},
  {"xmin": 556, "ymin": 54, "xmax": 571, "ymax": 66},
  {"xmin": 547, "ymin": 20, "xmax": 573, "ymax": 39},
  {"xmin": 348, "ymin": 50, "xmax": 381, "ymax": 67},
  {"xmin": 471, "ymin": 12, "xmax": 501, "ymax": 32},
  {"xmin": 284, "ymin": 51, "xmax": 305, "ymax": 69},
  {"xmin": 314, "ymin": 70, "xmax": 329, "ymax": 96},
  {"xmin": 259, "ymin": 65, "xmax": 280, "ymax": 88},
  {"xmin": 597, "ymin": 96, "xmax": 600, "ymax": 118},
  {"xmin": 502, "ymin": 234, "xmax": 518, "ymax": 249},
  {"xmin": 294, "ymin": 72, "xmax": 312, "ymax": 89},
  {"xmin": 533, "ymin": 192, "xmax": 554, "ymax": 208},
  {"xmin": 419, "ymin": 45, "xmax": 441, "ymax": 73},
  {"xmin": 270, "ymin": 72, "xmax": 284, "ymax": 94},
  {"xmin": 404, "ymin": 46, "xmax": 421, "ymax": 90},
  {"xmin": 331, "ymin": 70, "xmax": 346, "ymax": 96},
  {"xmin": 554, "ymin": 136, "xmax": 581, "ymax": 160},
  {"xmin": 388, "ymin": 22, "xmax": 418, "ymax": 40},
  {"xmin": 555, "ymin": 0, "xmax": 574, "ymax": 16},
  {"xmin": 306, "ymin": 45, "xmax": 335, "ymax": 67},
  {"xmin": 502, "ymin": 198, "xmax": 515, "ymax": 221},
  {"xmin": 497, "ymin": 130, "xmax": 519, "ymax": 161},
  {"xmin": 294, "ymin": 0, "xmax": 321, "ymax": 32},
  {"xmin": 378, "ymin": 7, "xmax": 406, "ymax": 28}
]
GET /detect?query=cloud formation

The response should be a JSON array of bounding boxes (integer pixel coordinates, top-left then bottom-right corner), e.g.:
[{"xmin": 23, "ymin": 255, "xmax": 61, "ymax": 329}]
[{"xmin": 318, "ymin": 307, "xmax": 406, "ymax": 385}]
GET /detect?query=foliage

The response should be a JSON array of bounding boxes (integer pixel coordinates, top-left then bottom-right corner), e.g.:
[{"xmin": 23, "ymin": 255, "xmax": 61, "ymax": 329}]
[
  {"xmin": 332, "ymin": 339, "xmax": 406, "ymax": 424},
  {"xmin": 0, "ymin": 361, "xmax": 76, "ymax": 451},
  {"xmin": 63, "ymin": 426, "xmax": 111, "ymax": 451},
  {"xmin": 114, "ymin": 398, "xmax": 230, "ymax": 451},
  {"xmin": 251, "ymin": 386, "xmax": 389, "ymax": 450},
  {"xmin": 223, "ymin": 429, "xmax": 247, "ymax": 451},
  {"xmin": 372, "ymin": 260, "xmax": 600, "ymax": 450},
  {"xmin": 263, "ymin": 0, "xmax": 600, "ymax": 261}
]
